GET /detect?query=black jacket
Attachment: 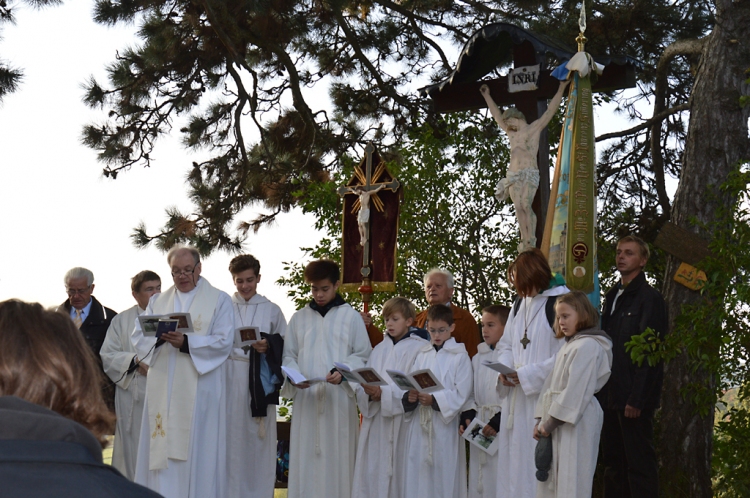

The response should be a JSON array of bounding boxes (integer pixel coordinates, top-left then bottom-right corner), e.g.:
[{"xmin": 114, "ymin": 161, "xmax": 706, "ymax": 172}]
[
  {"xmin": 599, "ymin": 272, "xmax": 668, "ymax": 411},
  {"xmin": 0, "ymin": 396, "xmax": 162, "ymax": 498},
  {"xmin": 249, "ymin": 332, "xmax": 285, "ymax": 417},
  {"xmin": 58, "ymin": 296, "xmax": 117, "ymax": 357},
  {"xmin": 58, "ymin": 296, "xmax": 117, "ymax": 409}
]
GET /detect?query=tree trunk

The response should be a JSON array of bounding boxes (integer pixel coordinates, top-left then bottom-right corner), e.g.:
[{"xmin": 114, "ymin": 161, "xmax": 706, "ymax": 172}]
[{"xmin": 659, "ymin": 0, "xmax": 750, "ymax": 496}]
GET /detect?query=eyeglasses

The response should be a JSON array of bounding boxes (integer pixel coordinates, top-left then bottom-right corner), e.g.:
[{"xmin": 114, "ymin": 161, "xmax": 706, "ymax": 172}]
[
  {"xmin": 171, "ymin": 267, "xmax": 197, "ymax": 277},
  {"xmin": 427, "ymin": 327, "xmax": 450, "ymax": 335},
  {"xmin": 66, "ymin": 287, "xmax": 91, "ymax": 296}
]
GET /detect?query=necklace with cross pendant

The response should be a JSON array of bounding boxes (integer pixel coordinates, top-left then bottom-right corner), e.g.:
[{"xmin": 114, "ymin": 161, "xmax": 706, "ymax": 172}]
[{"xmin": 521, "ymin": 298, "xmax": 544, "ymax": 350}]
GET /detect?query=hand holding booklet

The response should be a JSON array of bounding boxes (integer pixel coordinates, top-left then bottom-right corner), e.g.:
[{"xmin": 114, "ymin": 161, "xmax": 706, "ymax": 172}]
[
  {"xmin": 333, "ymin": 362, "xmax": 387, "ymax": 386},
  {"xmin": 462, "ymin": 418, "xmax": 499, "ymax": 455},
  {"xmin": 281, "ymin": 366, "xmax": 327, "ymax": 386},
  {"xmin": 234, "ymin": 326, "xmax": 259, "ymax": 347},
  {"xmin": 481, "ymin": 360, "xmax": 517, "ymax": 376},
  {"xmin": 386, "ymin": 368, "xmax": 444, "ymax": 394},
  {"xmin": 139, "ymin": 313, "xmax": 194, "ymax": 337}
]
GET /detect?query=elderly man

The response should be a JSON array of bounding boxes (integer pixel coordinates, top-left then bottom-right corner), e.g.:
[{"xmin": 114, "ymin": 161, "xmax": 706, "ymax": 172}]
[
  {"xmin": 415, "ymin": 269, "xmax": 481, "ymax": 357},
  {"xmin": 57, "ymin": 267, "xmax": 117, "ymax": 408},
  {"xmin": 100, "ymin": 270, "xmax": 161, "ymax": 481},
  {"xmin": 131, "ymin": 246, "xmax": 233, "ymax": 498}
]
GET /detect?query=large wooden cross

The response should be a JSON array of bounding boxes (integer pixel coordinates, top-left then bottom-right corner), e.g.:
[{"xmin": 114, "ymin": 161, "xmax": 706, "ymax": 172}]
[{"xmin": 420, "ymin": 23, "xmax": 639, "ymax": 246}]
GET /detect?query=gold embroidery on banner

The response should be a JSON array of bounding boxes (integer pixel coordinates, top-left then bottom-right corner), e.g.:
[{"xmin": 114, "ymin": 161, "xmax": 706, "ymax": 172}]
[{"xmin": 152, "ymin": 413, "xmax": 166, "ymax": 439}]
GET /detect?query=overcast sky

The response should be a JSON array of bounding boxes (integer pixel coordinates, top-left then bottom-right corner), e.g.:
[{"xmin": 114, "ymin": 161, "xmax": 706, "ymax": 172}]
[
  {"xmin": 0, "ymin": 0, "xmax": 321, "ymax": 320},
  {"xmin": 0, "ymin": 1, "xmax": 662, "ymax": 321}
]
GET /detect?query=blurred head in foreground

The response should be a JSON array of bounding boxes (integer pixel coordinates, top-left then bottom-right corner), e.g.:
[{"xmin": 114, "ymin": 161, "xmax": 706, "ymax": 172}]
[{"xmin": 0, "ymin": 299, "xmax": 114, "ymax": 445}]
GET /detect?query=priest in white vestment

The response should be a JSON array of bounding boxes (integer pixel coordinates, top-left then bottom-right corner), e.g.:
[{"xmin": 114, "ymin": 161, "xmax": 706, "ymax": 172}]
[
  {"xmin": 132, "ymin": 247, "xmax": 234, "ymax": 498},
  {"xmin": 226, "ymin": 254, "xmax": 287, "ymax": 498},
  {"xmin": 101, "ymin": 270, "xmax": 161, "ymax": 480},
  {"xmin": 281, "ymin": 260, "xmax": 372, "ymax": 498},
  {"xmin": 494, "ymin": 249, "xmax": 569, "ymax": 498}
]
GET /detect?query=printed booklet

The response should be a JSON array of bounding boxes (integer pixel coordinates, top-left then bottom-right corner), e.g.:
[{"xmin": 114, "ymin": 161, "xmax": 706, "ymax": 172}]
[
  {"xmin": 462, "ymin": 418, "xmax": 499, "ymax": 455},
  {"xmin": 281, "ymin": 366, "xmax": 327, "ymax": 385},
  {"xmin": 481, "ymin": 360, "xmax": 517, "ymax": 376},
  {"xmin": 386, "ymin": 368, "xmax": 444, "ymax": 394},
  {"xmin": 139, "ymin": 313, "xmax": 194, "ymax": 337},
  {"xmin": 333, "ymin": 362, "xmax": 387, "ymax": 386}
]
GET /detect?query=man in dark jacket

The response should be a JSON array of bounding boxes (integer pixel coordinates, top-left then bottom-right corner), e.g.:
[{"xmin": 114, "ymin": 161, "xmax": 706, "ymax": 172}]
[
  {"xmin": 599, "ymin": 235, "xmax": 668, "ymax": 498},
  {"xmin": 57, "ymin": 267, "xmax": 117, "ymax": 409}
]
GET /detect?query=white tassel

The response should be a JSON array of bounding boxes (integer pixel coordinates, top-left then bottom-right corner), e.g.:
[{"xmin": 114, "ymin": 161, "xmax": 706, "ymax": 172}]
[
  {"xmin": 419, "ymin": 405, "xmax": 433, "ymax": 465},
  {"xmin": 315, "ymin": 383, "xmax": 326, "ymax": 455},
  {"xmin": 255, "ymin": 417, "xmax": 266, "ymax": 439}
]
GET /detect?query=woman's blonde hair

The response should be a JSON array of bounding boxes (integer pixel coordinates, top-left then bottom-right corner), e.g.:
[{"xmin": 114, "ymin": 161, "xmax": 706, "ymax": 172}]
[
  {"xmin": 0, "ymin": 299, "xmax": 115, "ymax": 445},
  {"xmin": 553, "ymin": 291, "xmax": 599, "ymax": 338}
]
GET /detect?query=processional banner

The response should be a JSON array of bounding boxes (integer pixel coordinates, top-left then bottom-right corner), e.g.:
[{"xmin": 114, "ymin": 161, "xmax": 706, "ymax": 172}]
[
  {"xmin": 340, "ymin": 147, "xmax": 401, "ymax": 293},
  {"xmin": 544, "ymin": 53, "xmax": 600, "ymax": 306}
]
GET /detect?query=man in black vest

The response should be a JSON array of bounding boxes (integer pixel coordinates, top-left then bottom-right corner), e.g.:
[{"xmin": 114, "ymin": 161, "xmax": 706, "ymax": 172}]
[
  {"xmin": 57, "ymin": 267, "xmax": 117, "ymax": 409},
  {"xmin": 599, "ymin": 235, "xmax": 668, "ymax": 498}
]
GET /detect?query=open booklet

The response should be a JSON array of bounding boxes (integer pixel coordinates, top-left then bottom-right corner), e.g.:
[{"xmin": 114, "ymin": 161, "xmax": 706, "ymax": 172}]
[
  {"xmin": 139, "ymin": 313, "xmax": 194, "ymax": 337},
  {"xmin": 462, "ymin": 418, "xmax": 499, "ymax": 455},
  {"xmin": 235, "ymin": 326, "xmax": 259, "ymax": 347},
  {"xmin": 281, "ymin": 366, "xmax": 327, "ymax": 385},
  {"xmin": 481, "ymin": 360, "xmax": 517, "ymax": 376},
  {"xmin": 385, "ymin": 368, "xmax": 444, "ymax": 394},
  {"xmin": 333, "ymin": 362, "xmax": 387, "ymax": 386}
]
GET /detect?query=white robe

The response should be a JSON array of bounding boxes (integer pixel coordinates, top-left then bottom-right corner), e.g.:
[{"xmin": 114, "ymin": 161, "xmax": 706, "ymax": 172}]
[
  {"xmin": 132, "ymin": 278, "xmax": 234, "ymax": 498},
  {"xmin": 495, "ymin": 285, "xmax": 569, "ymax": 498},
  {"xmin": 100, "ymin": 304, "xmax": 147, "ymax": 480},
  {"xmin": 399, "ymin": 338, "xmax": 472, "ymax": 498},
  {"xmin": 281, "ymin": 302, "xmax": 372, "ymax": 498},
  {"xmin": 226, "ymin": 292, "xmax": 287, "ymax": 498},
  {"xmin": 465, "ymin": 342, "xmax": 510, "ymax": 498},
  {"xmin": 534, "ymin": 332, "xmax": 612, "ymax": 498},
  {"xmin": 352, "ymin": 333, "xmax": 428, "ymax": 498}
]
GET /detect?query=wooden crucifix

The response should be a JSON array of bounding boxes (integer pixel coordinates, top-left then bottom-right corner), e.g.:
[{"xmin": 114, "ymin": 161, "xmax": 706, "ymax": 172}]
[
  {"xmin": 420, "ymin": 23, "xmax": 639, "ymax": 247},
  {"xmin": 337, "ymin": 143, "xmax": 401, "ymax": 313}
]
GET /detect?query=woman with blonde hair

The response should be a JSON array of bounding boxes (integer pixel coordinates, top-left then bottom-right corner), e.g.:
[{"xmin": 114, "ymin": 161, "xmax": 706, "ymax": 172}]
[{"xmin": 0, "ymin": 299, "xmax": 161, "ymax": 497}]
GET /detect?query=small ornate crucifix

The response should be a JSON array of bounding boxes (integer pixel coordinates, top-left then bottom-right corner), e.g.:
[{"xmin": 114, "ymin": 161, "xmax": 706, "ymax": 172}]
[{"xmin": 337, "ymin": 143, "xmax": 400, "ymax": 277}]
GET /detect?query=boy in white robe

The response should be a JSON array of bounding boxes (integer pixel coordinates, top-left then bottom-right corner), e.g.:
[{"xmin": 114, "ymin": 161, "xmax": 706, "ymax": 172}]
[
  {"xmin": 226, "ymin": 255, "xmax": 287, "ymax": 498},
  {"xmin": 533, "ymin": 291, "xmax": 612, "ymax": 498},
  {"xmin": 281, "ymin": 259, "xmax": 372, "ymax": 498},
  {"xmin": 495, "ymin": 248, "xmax": 569, "ymax": 498},
  {"xmin": 399, "ymin": 304, "xmax": 472, "ymax": 498},
  {"xmin": 459, "ymin": 304, "xmax": 511, "ymax": 498},
  {"xmin": 352, "ymin": 297, "xmax": 429, "ymax": 498},
  {"xmin": 101, "ymin": 270, "xmax": 161, "ymax": 480}
]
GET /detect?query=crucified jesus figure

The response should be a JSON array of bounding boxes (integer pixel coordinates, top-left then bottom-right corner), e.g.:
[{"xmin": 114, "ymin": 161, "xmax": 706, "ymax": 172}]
[
  {"xmin": 480, "ymin": 80, "xmax": 569, "ymax": 252},
  {"xmin": 348, "ymin": 184, "xmax": 384, "ymax": 246}
]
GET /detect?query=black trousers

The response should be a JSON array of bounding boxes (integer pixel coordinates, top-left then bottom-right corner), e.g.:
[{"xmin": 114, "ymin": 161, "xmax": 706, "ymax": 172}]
[{"xmin": 601, "ymin": 408, "xmax": 659, "ymax": 498}]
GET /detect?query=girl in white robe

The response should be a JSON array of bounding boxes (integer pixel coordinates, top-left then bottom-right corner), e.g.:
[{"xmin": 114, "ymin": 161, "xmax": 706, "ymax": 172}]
[
  {"xmin": 399, "ymin": 305, "xmax": 472, "ymax": 498},
  {"xmin": 533, "ymin": 291, "xmax": 612, "ymax": 498}
]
